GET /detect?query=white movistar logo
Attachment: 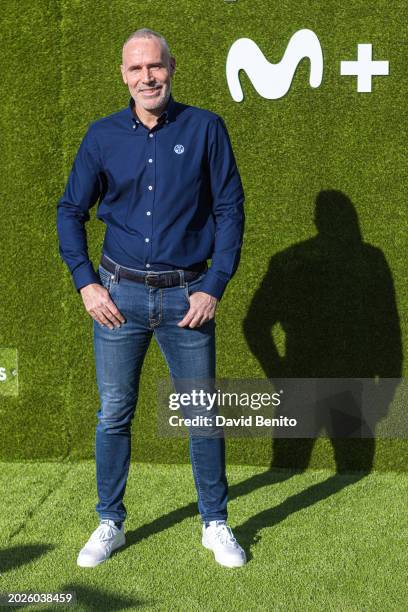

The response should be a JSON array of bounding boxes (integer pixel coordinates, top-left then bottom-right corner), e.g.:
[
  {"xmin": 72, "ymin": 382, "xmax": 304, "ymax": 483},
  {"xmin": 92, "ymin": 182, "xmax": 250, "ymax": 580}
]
[{"xmin": 226, "ymin": 29, "xmax": 323, "ymax": 101}]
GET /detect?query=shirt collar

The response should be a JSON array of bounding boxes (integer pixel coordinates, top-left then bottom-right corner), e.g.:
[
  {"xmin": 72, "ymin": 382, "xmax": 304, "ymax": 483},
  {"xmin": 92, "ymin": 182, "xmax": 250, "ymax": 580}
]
[{"xmin": 128, "ymin": 93, "xmax": 176, "ymax": 128}]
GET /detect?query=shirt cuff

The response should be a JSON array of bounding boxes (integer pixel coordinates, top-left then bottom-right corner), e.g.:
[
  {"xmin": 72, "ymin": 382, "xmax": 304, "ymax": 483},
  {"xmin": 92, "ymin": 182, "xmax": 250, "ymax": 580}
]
[
  {"xmin": 72, "ymin": 261, "xmax": 101, "ymax": 292},
  {"xmin": 199, "ymin": 270, "xmax": 229, "ymax": 301}
]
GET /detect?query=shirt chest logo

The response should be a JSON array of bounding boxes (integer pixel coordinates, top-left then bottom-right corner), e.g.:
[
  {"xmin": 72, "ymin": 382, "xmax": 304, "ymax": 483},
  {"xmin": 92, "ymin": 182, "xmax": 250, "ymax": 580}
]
[{"xmin": 174, "ymin": 144, "xmax": 185, "ymax": 154}]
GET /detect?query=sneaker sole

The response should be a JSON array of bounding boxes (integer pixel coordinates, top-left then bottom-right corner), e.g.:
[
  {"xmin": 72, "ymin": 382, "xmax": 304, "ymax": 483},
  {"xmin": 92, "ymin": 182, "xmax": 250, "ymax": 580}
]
[
  {"xmin": 77, "ymin": 533, "xmax": 126, "ymax": 568},
  {"xmin": 202, "ymin": 537, "xmax": 247, "ymax": 568}
]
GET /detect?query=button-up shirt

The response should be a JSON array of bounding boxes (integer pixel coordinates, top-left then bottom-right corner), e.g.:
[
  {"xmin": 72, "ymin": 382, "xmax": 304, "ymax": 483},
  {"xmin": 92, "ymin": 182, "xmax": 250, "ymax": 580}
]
[{"xmin": 56, "ymin": 94, "xmax": 245, "ymax": 300}]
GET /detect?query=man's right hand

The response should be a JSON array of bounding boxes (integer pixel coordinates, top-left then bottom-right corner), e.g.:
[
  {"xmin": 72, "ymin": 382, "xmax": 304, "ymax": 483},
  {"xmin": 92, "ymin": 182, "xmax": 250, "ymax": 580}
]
[{"xmin": 80, "ymin": 283, "xmax": 126, "ymax": 329}]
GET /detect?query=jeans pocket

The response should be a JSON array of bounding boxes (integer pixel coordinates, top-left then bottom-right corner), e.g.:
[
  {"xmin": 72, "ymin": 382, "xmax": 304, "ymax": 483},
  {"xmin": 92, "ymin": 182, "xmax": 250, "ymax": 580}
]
[
  {"xmin": 184, "ymin": 272, "xmax": 206, "ymax": 303},
  {"xmin": 98, "ymin": 265, "xmax": 113, "ymax": 292}
]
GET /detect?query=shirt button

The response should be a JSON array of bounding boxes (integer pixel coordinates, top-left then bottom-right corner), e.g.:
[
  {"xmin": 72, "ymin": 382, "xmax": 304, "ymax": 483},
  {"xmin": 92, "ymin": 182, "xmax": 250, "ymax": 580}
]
[
  {"xmin": 146, "ymin": 211, "xmax": 151, "ymax": 216},
  {"xmin": 148, "ymin": 185, "xmax": 153, "ymax": 191},
  {"xmin": 148, "ymin": 158, "xmax": 153, "ymax": 163},
  {"xmin": 149, "ymin": 133, "xmax": 154, "ymax": 138},
  {"xmin": 133, "ymin": 124, "xmax": 136, "ymax": 129},
  {"xmin": 145, "ymin": 237, "xmax": 150, "ymax": 243},
  {"xmin": 146, "ymin": 263, "xmax": 151, "ymax": 268}
]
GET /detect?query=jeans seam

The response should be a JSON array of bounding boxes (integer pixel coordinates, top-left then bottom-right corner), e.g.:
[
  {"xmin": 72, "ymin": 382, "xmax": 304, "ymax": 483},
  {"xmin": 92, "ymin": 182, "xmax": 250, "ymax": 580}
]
[
  {"xmin": 149, "ymin": 288, "xmax": 162, "ymax": 328},
  {"xmin": 189, "ymin": 439, "xmax": 206, "ymax": 519}
]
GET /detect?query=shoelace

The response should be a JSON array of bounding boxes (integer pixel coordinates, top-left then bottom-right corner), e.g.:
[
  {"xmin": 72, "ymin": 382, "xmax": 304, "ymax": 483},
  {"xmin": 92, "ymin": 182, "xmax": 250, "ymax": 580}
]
[
  {"xmin": 91, "ymin": 523, "xmax": 117, "ymax": 545},
  {"xmin": 212, "ymin": 524, "xmax": 238, "ymax": 547}
]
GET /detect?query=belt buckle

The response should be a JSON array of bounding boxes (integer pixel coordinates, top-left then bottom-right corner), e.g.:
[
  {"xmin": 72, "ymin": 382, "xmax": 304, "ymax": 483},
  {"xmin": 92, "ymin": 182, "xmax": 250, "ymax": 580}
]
[{"xmin": 145, "ymin": 273, "xmax": 160, "ymax": 287}]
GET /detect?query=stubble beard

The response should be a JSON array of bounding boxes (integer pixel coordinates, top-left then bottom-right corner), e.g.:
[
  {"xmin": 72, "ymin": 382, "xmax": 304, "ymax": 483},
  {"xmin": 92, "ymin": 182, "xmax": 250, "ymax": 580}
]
[{"xmin": 135, "ymin": 82, "xmax": 171, "ymax": 112}]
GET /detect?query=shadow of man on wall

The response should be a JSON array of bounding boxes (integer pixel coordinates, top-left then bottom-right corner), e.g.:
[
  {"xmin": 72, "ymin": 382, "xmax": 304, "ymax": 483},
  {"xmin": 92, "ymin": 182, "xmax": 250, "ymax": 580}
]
[
  {"xmin": 123, "ymin": 190, "xmax": 402, "ymax": 559},
  {"xmin": 243, "ymin": 189, "xmax": 402, "ymax": 473}
]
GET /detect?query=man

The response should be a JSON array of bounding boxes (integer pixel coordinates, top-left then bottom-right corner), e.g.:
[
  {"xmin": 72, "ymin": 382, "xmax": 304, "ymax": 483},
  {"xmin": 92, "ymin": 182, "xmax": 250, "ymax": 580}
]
[{"xmin": 56, "ymin": 28, "xmax": 246, "ymax": 568}]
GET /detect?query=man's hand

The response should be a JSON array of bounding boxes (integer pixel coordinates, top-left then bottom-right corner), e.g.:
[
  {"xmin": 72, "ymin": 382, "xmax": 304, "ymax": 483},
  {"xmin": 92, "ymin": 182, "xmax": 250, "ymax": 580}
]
[
  {"xmin": 80, "ymin": 283, "xmax": 125, "ymax": 330},
  {"xmin": 178, "ymin": 291, "xmax": 218, "ymax": 328}
]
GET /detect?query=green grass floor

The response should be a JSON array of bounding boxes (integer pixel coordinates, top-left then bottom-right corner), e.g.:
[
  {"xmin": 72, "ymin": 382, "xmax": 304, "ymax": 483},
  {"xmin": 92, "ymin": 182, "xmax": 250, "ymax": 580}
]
[{"xmin": 1, "ymin": 461, "xmax": 408, "ymax": 611}]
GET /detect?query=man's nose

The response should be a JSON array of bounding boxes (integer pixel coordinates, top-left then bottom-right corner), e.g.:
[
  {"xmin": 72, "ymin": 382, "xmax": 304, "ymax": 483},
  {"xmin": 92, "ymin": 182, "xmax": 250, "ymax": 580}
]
[{"xmin": 141, "ymin": 66, "xmax": 153, "ymax": 82}]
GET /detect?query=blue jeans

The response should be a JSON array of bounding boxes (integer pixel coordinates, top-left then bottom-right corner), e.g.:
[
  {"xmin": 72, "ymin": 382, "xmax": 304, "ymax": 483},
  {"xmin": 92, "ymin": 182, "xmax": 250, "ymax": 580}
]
[{"xmin": 93, "ymin": 256, "xmax": 228, "ymax": 524}]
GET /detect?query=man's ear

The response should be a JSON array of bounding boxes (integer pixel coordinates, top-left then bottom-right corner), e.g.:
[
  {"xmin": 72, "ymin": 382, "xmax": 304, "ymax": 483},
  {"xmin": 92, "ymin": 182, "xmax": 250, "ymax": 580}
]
[
  {"xmin": 169, "ymin": 57, "xmax": 176, "ymax": 77},
  {"xmin": 120, "ymin": 64, "xmax": 127, "ymax": 84}
]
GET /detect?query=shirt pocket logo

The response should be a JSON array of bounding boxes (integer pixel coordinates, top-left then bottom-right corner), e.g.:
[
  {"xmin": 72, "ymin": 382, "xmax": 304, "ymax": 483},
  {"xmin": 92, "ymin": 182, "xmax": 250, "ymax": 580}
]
[{"xmin": 174, "ymin": 144, "xmax": 185, "ymax": 154}]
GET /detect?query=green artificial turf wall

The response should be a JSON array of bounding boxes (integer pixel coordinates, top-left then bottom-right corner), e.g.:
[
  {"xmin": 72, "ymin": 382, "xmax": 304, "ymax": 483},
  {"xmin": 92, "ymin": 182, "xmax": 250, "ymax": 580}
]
[{"xmin": 0, "ymin": 0, "xmax": 407, "ymax": 470}]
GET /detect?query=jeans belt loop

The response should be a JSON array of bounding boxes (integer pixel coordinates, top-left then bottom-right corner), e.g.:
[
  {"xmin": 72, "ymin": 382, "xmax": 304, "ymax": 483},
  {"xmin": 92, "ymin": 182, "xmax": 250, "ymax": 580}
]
[
  {"xmin": 179, "ymin": 270, "xmax": 185, "ymax": 287},
  {"xmin": 114, "ymin": 263, "xmax": 120, "ymax": 284}
]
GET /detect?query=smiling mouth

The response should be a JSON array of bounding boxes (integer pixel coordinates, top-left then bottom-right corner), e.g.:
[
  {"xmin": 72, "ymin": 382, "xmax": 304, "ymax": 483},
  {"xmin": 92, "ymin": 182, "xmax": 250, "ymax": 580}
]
[{"xmin": 140, "ymin": 87, "xmax": 161, "ymax": 95}]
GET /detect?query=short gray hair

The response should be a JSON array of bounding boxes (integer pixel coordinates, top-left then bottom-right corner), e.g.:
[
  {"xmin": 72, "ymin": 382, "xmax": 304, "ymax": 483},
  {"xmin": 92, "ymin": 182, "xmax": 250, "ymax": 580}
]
[{"xmin": 122, "ymin": 28, "xmax": 172, "ymax": 64}]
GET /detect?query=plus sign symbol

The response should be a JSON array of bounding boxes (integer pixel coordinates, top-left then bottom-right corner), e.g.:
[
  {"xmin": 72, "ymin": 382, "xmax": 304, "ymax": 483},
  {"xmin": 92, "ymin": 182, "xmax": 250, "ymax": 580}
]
[{"xmin": 340, "ymin": 43, "xmax": 389, "ymax": 92}]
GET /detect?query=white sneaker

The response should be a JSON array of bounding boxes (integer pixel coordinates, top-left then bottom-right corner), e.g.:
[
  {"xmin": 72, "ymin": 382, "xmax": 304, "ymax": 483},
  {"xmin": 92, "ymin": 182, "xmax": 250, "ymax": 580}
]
[
  {"xmin": 77, "ymin": 520, "xmax": 125, "ymax": 567},
  {"xmin": 202, "ymin": 521, "xmax": 247, "ymax": 568}
]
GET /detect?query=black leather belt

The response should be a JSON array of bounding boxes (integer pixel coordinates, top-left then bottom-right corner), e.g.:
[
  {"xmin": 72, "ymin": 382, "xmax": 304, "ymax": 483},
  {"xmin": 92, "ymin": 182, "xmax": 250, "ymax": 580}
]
[{"xmin": 100, "ymin": 254, "xmax": 207, "ymax": 288}]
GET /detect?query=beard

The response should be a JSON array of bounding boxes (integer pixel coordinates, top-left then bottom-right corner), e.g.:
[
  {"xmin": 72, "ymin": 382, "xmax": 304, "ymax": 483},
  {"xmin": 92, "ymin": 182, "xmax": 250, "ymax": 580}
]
[{"xmin": 135, "ymin": 82, "xmax": 171, "ymax": 112}]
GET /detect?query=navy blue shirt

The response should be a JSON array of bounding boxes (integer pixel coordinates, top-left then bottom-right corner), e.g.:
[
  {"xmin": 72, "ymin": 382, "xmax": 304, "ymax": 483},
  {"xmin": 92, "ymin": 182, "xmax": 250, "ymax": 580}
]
[{"xmin": 56, "ymin": 95, "xmax": 245, "ymax": 300}]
